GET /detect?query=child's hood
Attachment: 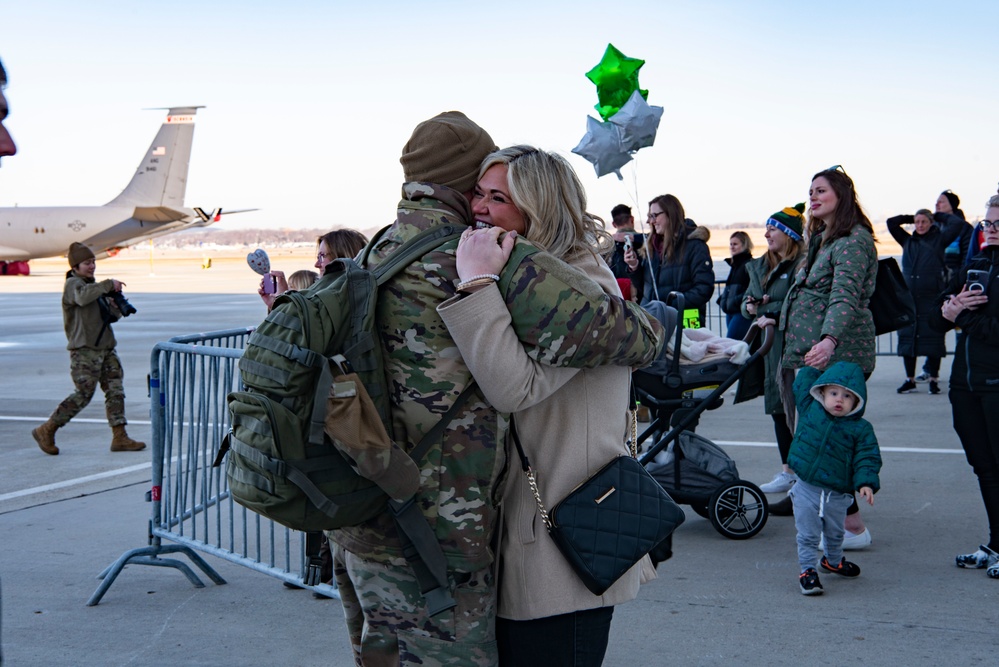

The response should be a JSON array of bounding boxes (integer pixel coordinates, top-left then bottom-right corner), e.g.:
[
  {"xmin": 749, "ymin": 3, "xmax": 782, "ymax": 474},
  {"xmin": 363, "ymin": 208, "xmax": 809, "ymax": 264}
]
[{"xmin": 808, "ymin": 361, "xmax": 867, "ymax": 418}]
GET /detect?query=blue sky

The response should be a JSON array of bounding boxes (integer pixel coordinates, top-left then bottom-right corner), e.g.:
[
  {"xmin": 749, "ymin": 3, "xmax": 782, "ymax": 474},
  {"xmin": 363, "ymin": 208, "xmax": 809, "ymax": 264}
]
[{"xmin": 1, "ymin": 1, "xmax": 996, "ymax": 233}]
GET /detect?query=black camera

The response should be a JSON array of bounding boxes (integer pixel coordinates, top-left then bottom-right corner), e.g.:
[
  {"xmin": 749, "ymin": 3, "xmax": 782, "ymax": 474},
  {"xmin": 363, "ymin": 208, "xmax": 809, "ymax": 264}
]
[{"xmin": 109, "ymin": 291, "xmax": 137, "ymax": 317}]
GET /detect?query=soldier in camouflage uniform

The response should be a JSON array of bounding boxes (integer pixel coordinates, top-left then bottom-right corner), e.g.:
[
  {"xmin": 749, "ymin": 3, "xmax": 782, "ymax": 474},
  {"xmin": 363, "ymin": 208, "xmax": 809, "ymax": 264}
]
[
  {"xmin": 31, "ymin": 243, "xmax": 145, "ymax": 455},
  {"xmin": 328, "ymin": 112, "xmax": 663, "ymax": 666}
]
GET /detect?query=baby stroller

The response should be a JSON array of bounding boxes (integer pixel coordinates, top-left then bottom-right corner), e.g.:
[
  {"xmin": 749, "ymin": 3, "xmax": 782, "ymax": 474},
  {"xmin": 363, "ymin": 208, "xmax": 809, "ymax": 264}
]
[{"xmin": 636, "ymin": 293, "xmax": 774, "ymax": 540}]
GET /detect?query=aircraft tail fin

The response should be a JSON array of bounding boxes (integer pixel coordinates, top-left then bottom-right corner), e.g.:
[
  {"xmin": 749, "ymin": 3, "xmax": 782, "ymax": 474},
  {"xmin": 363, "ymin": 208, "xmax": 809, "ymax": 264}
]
[{"xmin": 106, "ymin": 106, "xmax": 203, "ymax": 208}]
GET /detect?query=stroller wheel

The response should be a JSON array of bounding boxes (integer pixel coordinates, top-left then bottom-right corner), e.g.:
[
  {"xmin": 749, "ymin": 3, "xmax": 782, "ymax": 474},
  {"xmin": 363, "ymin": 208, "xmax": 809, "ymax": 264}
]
[{"xmin": 707, "ymin": 480, "xmax": 769, "ymax": 540}]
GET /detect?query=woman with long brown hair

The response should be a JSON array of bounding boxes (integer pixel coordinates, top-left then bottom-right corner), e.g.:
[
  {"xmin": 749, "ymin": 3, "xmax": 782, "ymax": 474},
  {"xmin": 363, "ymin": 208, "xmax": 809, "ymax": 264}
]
[
  {"xmin": 778, "ymin": 166, "xmax": 879, "ymax": 545},
  {"xmin": 623, "ymin": 194, "xmax": 714, "ymax": 326}
]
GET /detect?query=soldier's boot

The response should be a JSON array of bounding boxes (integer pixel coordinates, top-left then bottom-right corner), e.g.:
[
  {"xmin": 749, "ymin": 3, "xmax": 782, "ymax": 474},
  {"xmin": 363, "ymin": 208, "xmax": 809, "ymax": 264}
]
[
  {"xmin": 110, "ymin": 425, "xmax": 146, "ymax": 452},
  {"xmin": 32, "ymin": 420, "xmax": 60, "ymax": 456}
]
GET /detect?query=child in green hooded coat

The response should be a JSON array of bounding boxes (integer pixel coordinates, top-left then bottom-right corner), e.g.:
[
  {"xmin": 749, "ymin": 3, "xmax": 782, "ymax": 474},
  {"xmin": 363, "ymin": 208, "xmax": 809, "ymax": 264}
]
[{"xmin": 787, "ymin": 361, "xmax": 882, "ymax": 595}]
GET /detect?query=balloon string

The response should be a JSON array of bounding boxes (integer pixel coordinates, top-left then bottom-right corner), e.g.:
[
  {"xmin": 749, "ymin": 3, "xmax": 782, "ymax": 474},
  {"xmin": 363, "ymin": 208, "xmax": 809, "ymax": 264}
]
[{"xmin": 627, "ymin": 156, "xmax": 648, "ymax": 237}]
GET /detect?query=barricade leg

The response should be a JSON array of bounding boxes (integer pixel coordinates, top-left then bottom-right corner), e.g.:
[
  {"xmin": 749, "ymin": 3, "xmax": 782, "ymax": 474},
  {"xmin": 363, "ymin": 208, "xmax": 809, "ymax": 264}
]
[{"xmin": 88, "ymin": 544, "xmax": 227, "ymax": 606}]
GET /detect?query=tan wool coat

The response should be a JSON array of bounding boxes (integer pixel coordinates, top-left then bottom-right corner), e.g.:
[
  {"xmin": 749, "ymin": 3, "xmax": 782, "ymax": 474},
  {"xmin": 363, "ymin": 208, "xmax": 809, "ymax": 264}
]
[{"xmin": 438, "ymin": 250, "xmax": 656, "ymax": 620}]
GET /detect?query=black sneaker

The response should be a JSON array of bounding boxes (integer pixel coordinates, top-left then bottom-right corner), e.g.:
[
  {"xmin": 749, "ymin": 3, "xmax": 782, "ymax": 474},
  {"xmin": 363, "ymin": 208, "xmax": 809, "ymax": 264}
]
[
  {"xmin": 928, "ymin": 381, "xmax": 941, "ymax": 395},
  {"xmin": 799, "ymin": 568, "xmax": 823, "ymax": 595},
  {"xmin": 897, "ymin": 380, "xmax": 917, "ymax": 394},
  {"xmin": 820, "ymin": 555, "xmax": 861, "ymax": 577}
]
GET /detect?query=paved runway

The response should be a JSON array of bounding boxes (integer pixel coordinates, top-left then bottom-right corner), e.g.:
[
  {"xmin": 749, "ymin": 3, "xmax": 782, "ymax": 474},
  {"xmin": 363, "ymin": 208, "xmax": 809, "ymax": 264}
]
[{"xmin": 0, "ymin": 287, "xmax": 995, "ymax": 666}]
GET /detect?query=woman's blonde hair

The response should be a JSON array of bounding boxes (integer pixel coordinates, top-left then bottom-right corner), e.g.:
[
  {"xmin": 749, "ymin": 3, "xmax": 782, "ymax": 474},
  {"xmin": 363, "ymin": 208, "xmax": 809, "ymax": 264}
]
[
  {"xmin": 765, "ymin": 231, "xmax": 805, "ymax": 271},
  {"xmin": 478, "ymin": 145, "xmax": 610, "ymax": 260},
  {"xmin": 731, "ymin": 230, "xmax": 753, "ymax": 253},
  {"xmin": 287, "ymin": 269, "xmax": 319, "ymax": 291}
]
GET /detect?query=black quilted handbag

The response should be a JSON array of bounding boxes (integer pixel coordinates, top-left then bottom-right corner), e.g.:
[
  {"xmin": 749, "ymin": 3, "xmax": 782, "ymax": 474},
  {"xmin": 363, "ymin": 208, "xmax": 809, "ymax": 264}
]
[{"xmin": 511, "ymin": 415, "xmax": 685, "ymax": 596}]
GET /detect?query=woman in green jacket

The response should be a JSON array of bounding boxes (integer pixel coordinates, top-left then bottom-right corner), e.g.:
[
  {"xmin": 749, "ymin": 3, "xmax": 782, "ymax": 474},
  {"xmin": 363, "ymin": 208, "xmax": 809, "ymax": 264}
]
[
  {"xmin": 742, "ymin": 204, "xmax": 806, "ymax": 495},
  {"xmin": 779, "ymin": 166, "xmax": 879, "ymax": 544}
]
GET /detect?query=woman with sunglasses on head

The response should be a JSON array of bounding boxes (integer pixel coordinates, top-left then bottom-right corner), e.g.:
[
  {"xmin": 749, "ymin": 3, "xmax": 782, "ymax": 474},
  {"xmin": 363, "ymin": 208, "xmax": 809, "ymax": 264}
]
[
  {"xmin": 777, "ymin": 167, "xmax": 879, "ymax": 543},
  {"xmin": 623, "ymin": 194, "xmax": 715, "ymax": 327},
  {"xmin": 739, "ymin": 204, "xmax": 806, "ymax": 496},
  {"xmin": 439, "ymin": 146, "xmax": 662, "ymax": 667},
  {"xmin": 887, "ymin": 208, "xmax": 971, "ymax": 395},
  {"xmin": 933, "ymin": 194, "xmax": 999, "ymax": 578}
]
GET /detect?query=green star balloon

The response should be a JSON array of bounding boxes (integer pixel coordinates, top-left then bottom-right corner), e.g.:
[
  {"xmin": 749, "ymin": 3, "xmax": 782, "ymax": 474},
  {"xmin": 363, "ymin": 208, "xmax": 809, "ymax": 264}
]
[{"xmin": 585, "ymin": 44, "xmax": 649, "ymax": 121}]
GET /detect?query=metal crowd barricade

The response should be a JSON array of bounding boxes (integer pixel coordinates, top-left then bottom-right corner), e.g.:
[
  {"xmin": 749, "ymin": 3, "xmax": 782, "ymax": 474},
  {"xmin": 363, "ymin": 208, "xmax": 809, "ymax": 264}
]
[{"xmin": 88, "ymin": 328, "xmax": 337, "ymax": 606}]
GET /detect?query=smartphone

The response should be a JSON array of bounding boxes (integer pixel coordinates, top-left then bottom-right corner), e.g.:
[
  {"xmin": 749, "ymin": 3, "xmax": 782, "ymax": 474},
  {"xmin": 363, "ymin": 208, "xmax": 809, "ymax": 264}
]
[
  {"xmin": 262, "ymin": 273, "xmax": 277, "ymax": 294},
  {"xmin": 966, "ymin": 269, "xmax": 989, "ymax": 293},
  {"xmin": 624, "ymin": 234, "xmax": 633, "ymax": 252}
]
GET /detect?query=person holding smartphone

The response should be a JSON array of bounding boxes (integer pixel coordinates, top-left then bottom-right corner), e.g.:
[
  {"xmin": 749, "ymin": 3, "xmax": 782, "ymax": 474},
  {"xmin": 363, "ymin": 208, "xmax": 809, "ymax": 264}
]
[{"xmin": 933, "ymin": 194, "xmax": 999, "ymax": 578}]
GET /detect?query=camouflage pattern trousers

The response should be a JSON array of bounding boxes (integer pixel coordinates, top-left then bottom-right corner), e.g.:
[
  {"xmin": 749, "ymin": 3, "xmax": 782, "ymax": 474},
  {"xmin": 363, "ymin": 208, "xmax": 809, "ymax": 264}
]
[
  {"xmin": 50, "ymin": 347, "xmax": 127, "ymax": 428},
  {"xmin": 331, "ymin": 541, "xmax": 498, "ymax": 666}
]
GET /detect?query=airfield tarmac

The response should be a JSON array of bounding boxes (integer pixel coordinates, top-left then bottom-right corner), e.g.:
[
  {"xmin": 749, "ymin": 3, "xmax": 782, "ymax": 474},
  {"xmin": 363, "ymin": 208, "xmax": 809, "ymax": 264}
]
[{"xmin": 0, "ymin": 250, "xmax": 996, "ymax": 666}]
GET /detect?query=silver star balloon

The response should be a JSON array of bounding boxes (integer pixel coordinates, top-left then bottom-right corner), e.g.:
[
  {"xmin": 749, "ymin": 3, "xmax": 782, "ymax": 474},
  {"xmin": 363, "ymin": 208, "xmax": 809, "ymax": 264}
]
[
  {"xmin": 609, "ymin": 89, "xmax": 664, "ymax": 152},
  {"xmin": 571, "ymin": 115, "xmax": 632, "ymax": 180}
]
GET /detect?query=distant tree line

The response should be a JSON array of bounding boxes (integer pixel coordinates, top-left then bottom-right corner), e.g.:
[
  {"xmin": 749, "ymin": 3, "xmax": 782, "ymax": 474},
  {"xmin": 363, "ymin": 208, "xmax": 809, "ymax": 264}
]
[{"xmin": 154, "ymin": 226, "xmax": 382, "ymax": 248}]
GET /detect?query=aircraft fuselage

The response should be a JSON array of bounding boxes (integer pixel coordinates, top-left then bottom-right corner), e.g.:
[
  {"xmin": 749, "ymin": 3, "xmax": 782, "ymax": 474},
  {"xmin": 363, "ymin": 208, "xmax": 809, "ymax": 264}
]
[{"xmin": 0, "ymin": 205, "xmax": 191, "ymax": 260}]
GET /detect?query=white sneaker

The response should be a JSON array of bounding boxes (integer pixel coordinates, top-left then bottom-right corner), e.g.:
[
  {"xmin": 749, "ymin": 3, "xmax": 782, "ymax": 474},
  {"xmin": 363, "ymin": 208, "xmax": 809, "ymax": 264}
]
[
  {"xmin": 956, "ymin": 545, "xmax": 999, "ymax": 569},
  {"xmin": 759, "ymin": 471, "xmax": 798, "ymax": 494},
  {"xmin": 819, "ymin": 527, "xmax": 872, "ymax": 552}
]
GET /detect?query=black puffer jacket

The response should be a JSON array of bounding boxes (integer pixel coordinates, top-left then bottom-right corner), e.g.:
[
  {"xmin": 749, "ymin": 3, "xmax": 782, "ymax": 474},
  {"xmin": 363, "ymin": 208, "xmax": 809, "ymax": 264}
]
[
  {"xmin": 930, "ymin": 245, "xmax": 999, "ymax": 392},
  {"xmin": 630, "ymin": 220, "xmax": 715, "ymax": 324},
  {"xmin": 887, "ymin": 212, "xmax": 969, "ymax": 357},
  {"xmin": 717, "ymin": 250, "xmax": 752, "ymax": 315}
]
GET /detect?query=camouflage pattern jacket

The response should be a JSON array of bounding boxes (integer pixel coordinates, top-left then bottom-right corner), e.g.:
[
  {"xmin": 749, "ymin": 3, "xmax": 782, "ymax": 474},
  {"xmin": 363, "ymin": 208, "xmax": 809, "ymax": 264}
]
[
  {"xmin": 62, "ymin": 271, "xmax": 117, "ymax": 350},
  {"xmin": 330, "ymin": 182, "xmax": 663, "ymax": 573}
]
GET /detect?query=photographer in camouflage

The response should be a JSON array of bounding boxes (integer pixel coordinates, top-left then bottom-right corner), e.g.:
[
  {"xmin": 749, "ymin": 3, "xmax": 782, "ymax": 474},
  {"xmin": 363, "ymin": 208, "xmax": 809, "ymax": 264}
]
[{"xmin": 31, "ymin": 242, "xmax": 144, "ymax": 455}]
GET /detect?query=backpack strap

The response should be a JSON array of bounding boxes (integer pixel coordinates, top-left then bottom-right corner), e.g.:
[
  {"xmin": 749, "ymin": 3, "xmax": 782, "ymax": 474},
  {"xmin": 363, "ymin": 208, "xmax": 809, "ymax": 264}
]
[
  {"xmin": 388, "ymin": 381, "xmax": 478, "ymax": 616},
  {"xmin": 370, "ymin": 223, "xmax": 468, "ymax": 282}
]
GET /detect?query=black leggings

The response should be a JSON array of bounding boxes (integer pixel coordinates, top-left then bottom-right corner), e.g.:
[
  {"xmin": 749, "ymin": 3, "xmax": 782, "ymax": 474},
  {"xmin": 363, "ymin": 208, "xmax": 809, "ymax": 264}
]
[
  {"xmin": 497, "ymin": 606, "xmax": 614, "ymax": 667},
  {"xmin": 950, "ymin": 389, "xmax": 999, "ymax": 552},
  {"xmin": 903, "ymin": 355, "xmax": 941, "ymax": 378},
  {"xmin": 772, "ymin": 413, "xmax": 793, "ymax": 465}
]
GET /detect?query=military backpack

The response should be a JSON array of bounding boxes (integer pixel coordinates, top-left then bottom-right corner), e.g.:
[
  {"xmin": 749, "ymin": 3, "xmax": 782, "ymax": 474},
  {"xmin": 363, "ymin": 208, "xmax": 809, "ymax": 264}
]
[{"xmin": 217, "ymin": 223, "xmax": 473, "ymax": 613}]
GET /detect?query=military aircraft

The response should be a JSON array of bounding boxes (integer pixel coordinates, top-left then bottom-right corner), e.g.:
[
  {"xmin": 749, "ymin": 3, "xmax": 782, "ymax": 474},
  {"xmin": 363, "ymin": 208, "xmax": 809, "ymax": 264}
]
[{"xmin": 0, "ymin": 106, "xmax": 253, "ymax": 274}]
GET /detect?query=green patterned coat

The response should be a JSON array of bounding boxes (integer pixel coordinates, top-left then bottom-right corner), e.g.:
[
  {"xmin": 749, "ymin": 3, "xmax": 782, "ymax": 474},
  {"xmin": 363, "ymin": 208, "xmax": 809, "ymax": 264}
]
[{"xmin": 781, "ymin": 224, "xmax": 878, "ymax": 373}]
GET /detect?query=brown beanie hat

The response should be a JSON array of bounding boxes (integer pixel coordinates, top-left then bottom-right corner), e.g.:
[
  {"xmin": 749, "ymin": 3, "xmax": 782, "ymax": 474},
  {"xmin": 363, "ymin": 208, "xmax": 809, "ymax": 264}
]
[
  {"xmin": 68, "ymin": 242, "xmax": 95, "ymax": 268},
  {"xmin": 399, "ymin": 111, "xmax": 497, "ymax": 194}
]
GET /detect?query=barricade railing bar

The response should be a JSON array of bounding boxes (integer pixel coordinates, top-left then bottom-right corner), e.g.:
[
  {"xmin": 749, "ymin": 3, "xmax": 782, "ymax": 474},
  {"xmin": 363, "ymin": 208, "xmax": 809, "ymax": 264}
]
[{"xmin": 88, "ymin": 328, "xmax": 337, "ymax": 606}]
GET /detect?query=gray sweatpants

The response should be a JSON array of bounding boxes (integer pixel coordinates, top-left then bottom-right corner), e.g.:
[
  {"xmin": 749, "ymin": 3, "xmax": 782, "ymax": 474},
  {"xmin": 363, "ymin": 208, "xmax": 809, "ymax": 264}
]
[{"xmin": 789, "ymin": 479, "xmax": 854, "ymax": 572}]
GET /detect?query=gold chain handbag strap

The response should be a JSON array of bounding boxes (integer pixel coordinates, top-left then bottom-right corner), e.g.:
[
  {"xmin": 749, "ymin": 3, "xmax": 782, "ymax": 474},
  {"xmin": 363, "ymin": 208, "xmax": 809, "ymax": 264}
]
[
  {"xmin": 628, "ymin": 409, "xmax": 638, "ymax": 458},
  {"xmin": 524, "ymin": 465, "xmax": 554, "ymax": 530}
]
